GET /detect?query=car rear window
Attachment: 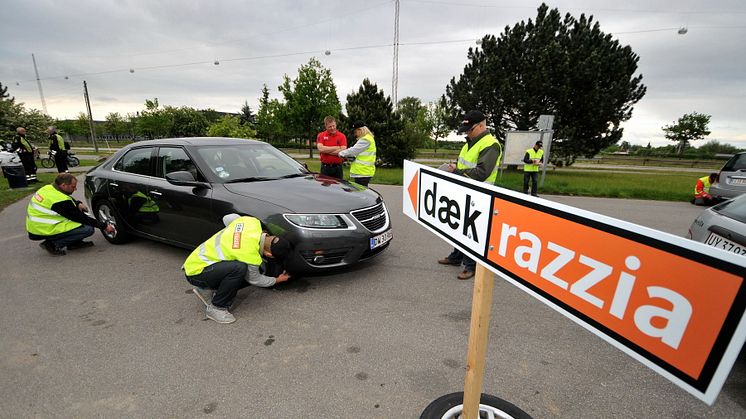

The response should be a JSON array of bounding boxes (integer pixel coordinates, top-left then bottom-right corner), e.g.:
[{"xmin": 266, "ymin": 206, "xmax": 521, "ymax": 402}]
[
  {"xmin": 722, "ymin": 153, "xmax": 746, "ymax": 172},
  {"xmin": 713, "ymin": 196, "xmax": 746, "ymax": 223}
]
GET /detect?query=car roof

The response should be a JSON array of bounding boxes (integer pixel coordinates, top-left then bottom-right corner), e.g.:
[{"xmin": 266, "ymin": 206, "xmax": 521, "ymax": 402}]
[{"xmin": 130, "ymin": 137, "xmax": 266, "ymax": 147}]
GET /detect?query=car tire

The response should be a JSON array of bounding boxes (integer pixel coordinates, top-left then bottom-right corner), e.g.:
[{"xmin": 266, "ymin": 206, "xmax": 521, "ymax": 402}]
[
  {"xmin": 420, "ymin": 392, "xmax": 532, "ymax": 419},
  {"xmin": 94, "ymin": 200, "xmax": 130, "ymax": 244}
]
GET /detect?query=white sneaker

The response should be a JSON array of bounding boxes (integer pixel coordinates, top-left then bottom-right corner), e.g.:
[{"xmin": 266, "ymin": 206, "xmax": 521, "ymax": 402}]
[
  {"xmin": 192, "ymin": 287, "xmax": 213, "ymax": 306},
  {"xmin": 205, "ymin": 305, "xmax": 236, "ymax": 324}
]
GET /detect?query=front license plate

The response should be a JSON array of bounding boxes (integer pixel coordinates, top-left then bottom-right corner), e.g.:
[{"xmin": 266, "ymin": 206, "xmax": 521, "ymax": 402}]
[
  {"xmin": 705, "ymin": 232, "xmax": 746, "ymax": 255},
  {"xmin": 370, "ymin": 230, "xmax": 393, "ymax": 249}
]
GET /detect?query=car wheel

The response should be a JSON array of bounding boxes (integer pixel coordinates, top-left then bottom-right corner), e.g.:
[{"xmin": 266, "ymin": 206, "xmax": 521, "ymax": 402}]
[
  {"xmin": 420, "ymin": 392, "xmax": 532, "ymax": 419},
  {"xmin": 94, "ymin": 200, "xmax": 130, "ymax": 244}
]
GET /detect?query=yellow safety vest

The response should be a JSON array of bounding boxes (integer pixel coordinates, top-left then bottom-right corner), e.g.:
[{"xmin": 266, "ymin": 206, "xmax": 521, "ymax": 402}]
[
  {"xmin": 457, "ymin": 133, "xmax": 502, "ymax": 184},
  {"xmin": 349, "ymin": 133, "xmax": 376, "ymax": 177},
  {"xmin": 182, "ymin": 216, "xmax": 263, "ymax": 276},
  {"xmin": 19, "ymin": 137, "xmax": 33, "ymax": 153},
  {"xmin": 26, "ymin": 184, "xmax": 82, "ymax": 236},
  {"xmin": 128, "ymin": 191, "xmax": 160, "ymax": 213},
  {"xmin": 54, "ymin": 134, "xmax": 65, "ymax": 150},
  {"xmin": 694, "ymin": 175, "xmax": 712, "ymax": 197},
  {"xmin": 524, "ymin": 148, "xmax": 544, "ymax": 172}
]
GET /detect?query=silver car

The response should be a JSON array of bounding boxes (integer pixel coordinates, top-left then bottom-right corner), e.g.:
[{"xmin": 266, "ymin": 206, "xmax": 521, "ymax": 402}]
[
  {"xmin": 709, "ymin": 152, "xmax": 746, "ymax": 200},
  {"xmin": 688, "ymin": 194, "xmax": 746, "ymax": 256}
]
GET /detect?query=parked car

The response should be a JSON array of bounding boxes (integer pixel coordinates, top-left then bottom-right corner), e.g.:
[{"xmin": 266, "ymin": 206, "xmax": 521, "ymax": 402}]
[
  {"xmin": 84, "ymin": 137, "xmax": 392, "ymax": 273},
  {"xmin": 709, "ymin": 151, "xmax": 746, "ymax": 200},
  {"xmin": 687, "ymin": 193, "xmax": 746, "ymax": 256}
]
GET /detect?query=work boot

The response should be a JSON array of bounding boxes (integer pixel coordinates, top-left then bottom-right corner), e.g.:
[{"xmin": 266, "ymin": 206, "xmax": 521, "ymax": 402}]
[
  {"xmin": 67, "ymin": 240, "xmax": 94, "ymax": 250},
  {"xmin": 205, "ymin": 305, "xmax": 236, "ymax": 324},
  {"xmin": 437, "ymin": 257, "xmax": 461, "ymax": 266},
  {"xmin": 457, "ymin": 270, "xmax": 475, "ymax": 280},
  {"xmin": 39, "ymin": 241, "xmax": 66, "ymax": 256},
  {"xmin": 192, "ymin": 287, "xmax": 213, "ymax": 307}
]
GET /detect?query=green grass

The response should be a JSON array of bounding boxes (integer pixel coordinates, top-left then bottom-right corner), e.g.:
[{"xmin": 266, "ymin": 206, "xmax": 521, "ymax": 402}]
[
  {"xmin": 0, "ymin": 173, "xmax": 58, "ymax": 212},
  {"xmin": 302, "ymin": 160, "xmax": 693, "ymax": 201}
]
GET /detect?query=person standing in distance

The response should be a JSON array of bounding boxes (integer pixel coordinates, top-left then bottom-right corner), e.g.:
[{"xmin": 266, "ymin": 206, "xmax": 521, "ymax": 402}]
[
  {"xmin": 13, "ymin": 127, "xmax": 38, "ymax": 182},
  {"xmin": 183, "ymin": 215, "xmax": 292, "ymax": 324},
  {"xmin": 315, "ymin": 116, "xmax": 347, "ymax": 179},
  {"xmin": 26, "ymin": 173, "xmax": 115, "ymax": 256},
  {"xmin": 522, "ymin": 140, "xmax": 544, "ymax": 196},
  {"xmin": 439, "ymin": 110, "xmax": 502, "ymax": 280},
  {"xmin": 48, "ymin": 126, "xmax": 68, "ymax": 173},
  {"xmin": 337, "ymin": 120, "xmax": 376, "ymax": 187}
]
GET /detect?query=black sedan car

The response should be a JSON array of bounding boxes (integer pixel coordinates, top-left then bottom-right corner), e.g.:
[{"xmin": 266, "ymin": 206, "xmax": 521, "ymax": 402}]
[{"xmin": 84, "ymin": 137, "xmax": 392, "ymax": 273}]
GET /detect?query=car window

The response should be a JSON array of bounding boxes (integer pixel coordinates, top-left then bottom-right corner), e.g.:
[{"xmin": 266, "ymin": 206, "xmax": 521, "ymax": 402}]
[
  {"xmin": 722, "ymin": 153, "xmax": 746, "ymax": 172},
  {"xmin": 158, "ymin": 147, "xmax": 202, "ymax": 180},
  {"xmin": 114, "ymin": 147, "xmax": 154, "ymax": 176},
  {"xmin": 713, "ymin": 195, "xmax": 746, "ymax": 223},
  {"xmin": 195, "ymin": 143, "xmax": 307, "ymax": 181}
]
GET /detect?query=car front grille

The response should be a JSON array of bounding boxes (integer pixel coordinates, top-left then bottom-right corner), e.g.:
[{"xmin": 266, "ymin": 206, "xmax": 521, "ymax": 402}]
[{"xmin": 350, "ymin": 202, "xmax": 389, "ymax": 233}]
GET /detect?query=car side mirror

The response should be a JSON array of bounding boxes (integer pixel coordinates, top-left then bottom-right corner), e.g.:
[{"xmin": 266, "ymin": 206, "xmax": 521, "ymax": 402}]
[{"xmin": 166, "ymin": 171, "xmax": 211, "ymax": 189}]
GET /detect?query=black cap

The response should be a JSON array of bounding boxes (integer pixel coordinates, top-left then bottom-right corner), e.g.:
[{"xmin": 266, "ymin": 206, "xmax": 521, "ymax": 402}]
[
  {"xmin": 352, "ymin": 120, "xmax": 366, "ymax": 129},
  {"xmin": 535, "ymin": 141, "xmax": 543, "ymax": 147},
  {"xmin": 456, "ymin": 110, "xmax": 486, "ymax": 134},
  {"xmin": 269, "ymin": 236, "xmax": 292, "ymax": 261}
]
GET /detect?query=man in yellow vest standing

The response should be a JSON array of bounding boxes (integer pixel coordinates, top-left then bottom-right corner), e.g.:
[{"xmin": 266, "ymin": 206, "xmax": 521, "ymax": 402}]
[
  {"xmin": 439, "ymin": 110, "xmax": 503, "ymax": 280},
  {"xmin": 337, "ymin": 120, "xmax": 376, "ymax": 187},
  {"xmin": 13, "ymin": 127, "xmax": 38, "ymax": 183},
  {"xmin": 26, "ymin": 173, "xmax": 115, "ymax": 256},
  {"xmin": 182, "ymin": 215, "xmax": 292, "ymax": 324},
  {"xmin": 48, "ymin": 126, "xmax": 68, "ymax": 173},
  {"xmin": 522, "ymin": 140, "xmax": 544, "ymax": 196}
]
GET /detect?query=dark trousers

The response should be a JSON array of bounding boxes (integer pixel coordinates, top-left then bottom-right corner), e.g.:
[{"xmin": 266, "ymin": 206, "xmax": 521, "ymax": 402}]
[
  {"xmin": 41, "ymin": 225, "xmax": 95, "ymax": 249},
  {"xmin": 523, "ymin": 171, "xmax": 539, "ymax": 196},
  {"xmin": 320, "ymin": 163, "xmax": 343, "ymax": 179},
  {"xmin": 445, "ymin": 248, "xmax": 476, "ymax": 272},
  {"xmin": 186, "ymin": 261, "xmax": 249, "ymax": 309},
  {"xmin": 19, "ymin": 153, "xmax": 37, "ymax": 176},
  {"xmin": 351, "ymin": 177, "xmax": 371, "ymax": 187},
  {"xmin": 54, "ymin": 150, "xmax": 69, "ymax": 173}
]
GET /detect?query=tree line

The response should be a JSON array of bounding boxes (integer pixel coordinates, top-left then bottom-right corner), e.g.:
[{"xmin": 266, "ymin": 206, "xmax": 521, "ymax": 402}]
[{"xmin": 4, "ymin": 4, "xmax": 723, "ymax": 166}]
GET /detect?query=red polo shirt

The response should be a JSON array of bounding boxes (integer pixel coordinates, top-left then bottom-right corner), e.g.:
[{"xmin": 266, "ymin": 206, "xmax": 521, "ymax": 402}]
[{"xmin": 316, "ymin": 130, "xmax": 347, "ymax": 164}]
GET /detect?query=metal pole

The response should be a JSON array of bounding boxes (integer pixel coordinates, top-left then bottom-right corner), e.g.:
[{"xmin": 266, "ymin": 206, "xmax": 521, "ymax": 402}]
[
  {"xmin": 391, "ymin": 0, "xmax": 400, "ymax": 108},
  {"xmin": 83, "ymin": 81, "xmax": 99, "ymax": 153},
  {"xmin": 31, "ymin": 54, "xmax": 48, "ymax": 115}
]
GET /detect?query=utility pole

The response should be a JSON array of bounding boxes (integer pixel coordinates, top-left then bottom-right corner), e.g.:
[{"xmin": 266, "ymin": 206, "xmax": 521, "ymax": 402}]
[
  {"xmin": 31, "ymin": 53, "xmax": 48, "ymax": 115},
  {"xmin": 83, "ymin": 81, "xmax": 99, "ymax": 152},
  {"xmin": 391, "ymin": 0, "xmax": 400, "ymax": 108}
]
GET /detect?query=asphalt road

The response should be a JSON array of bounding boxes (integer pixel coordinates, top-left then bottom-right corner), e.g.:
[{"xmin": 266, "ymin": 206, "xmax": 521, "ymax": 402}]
[{"xmin": 0, "ymin": 183, "xmax": 743, "ymax": 418}]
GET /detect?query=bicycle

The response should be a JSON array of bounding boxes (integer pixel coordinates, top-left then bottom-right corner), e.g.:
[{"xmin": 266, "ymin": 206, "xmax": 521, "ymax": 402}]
[{"xmin": 40, "ymin": 150, "xmax": 80, "ymax": 168}]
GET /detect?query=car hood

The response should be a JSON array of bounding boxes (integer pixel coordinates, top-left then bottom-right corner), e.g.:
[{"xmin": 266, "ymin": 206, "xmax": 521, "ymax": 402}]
[{"xmin": 223, "ymin": 174, "xmax": 383, "ymax": 213}]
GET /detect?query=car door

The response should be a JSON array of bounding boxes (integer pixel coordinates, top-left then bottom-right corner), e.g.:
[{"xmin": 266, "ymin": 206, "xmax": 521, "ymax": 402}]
[
  {"xmin": 141, "ymin": 146, "xmax": 219, "ymax": 247},
  {"xmin": 108, "ymin": 146, "xmax": 157, "ymax": 234}
]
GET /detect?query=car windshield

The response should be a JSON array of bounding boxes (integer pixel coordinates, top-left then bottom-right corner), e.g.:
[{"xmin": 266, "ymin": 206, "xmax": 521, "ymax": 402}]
[
  {"xmin": 195, "ymin": 143, "xmax": 309, "ymax": 182},
  {"xmin": 713, "ymin": 195, "xmax": 746, "ymax": 223}
]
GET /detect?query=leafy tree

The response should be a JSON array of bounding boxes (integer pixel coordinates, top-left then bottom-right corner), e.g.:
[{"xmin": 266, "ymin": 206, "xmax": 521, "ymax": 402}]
[
  {"xmin": 279, "ymin": 58, "xmax": 342, "ymax": 157},
  {"xmin": 104, "ymin": 112, "xmax": 128, "ymax": 138},
  {"xmin": 136, "ymin": 99, "xmax": 171, "ymax": 140},
  {"xmin": 425, "ymin": 98, "xmax": 451, "ymax": 152},
  {"xmin": 240, "ymin": 101, "xmax": 256, "ymax": 127},
  {"xmin": 255, "ymin": 85, "xmax": 286, "ymax": 143},
  {"xmin": 663, "ymin": 112, "xmax": 711, "ymax": 153},
  {"xmin": 207, "ymin": 115, "xmax": 257, "ymax": 138},
  {"xmin": 445, "ymin": 3, "xmax": 646, "ymax": 166},
  {"xmin": 164, "ymin": 106, "xmax": 208, "ymax": 137},
  {"xmin": 397, "ymin": 97, "xmax": 423, "ymax": 124},
  {"xmin": 397, "ymin": 96, "xmax": 430, "ymax": 152},
  {"xmin": 345, "ymin": 78, "xmax": 406, "ymax": 167},
  {"xmin": 697, "ymin": 139, "xmax": 738, "ymax": 156},
  {"xmin": 200, "ymin": 108, "xmax": 222, "ymax": 125},
  {"xmin": 0, "ymin": 82, "xmax": 12, "ymax": 102},
  {"xmin": 0, "ymin": 83, "xmax": 54, "ymax": 145}
]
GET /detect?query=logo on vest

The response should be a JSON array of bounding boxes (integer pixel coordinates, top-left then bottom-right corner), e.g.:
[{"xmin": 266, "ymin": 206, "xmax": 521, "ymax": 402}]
[
  {"xmin": 34, "ymin": 193, "xmax": 44, "ymax": 202},
  {"xmin": 232, "ymin": 223, "xmax": 244, "ymax": 249}
]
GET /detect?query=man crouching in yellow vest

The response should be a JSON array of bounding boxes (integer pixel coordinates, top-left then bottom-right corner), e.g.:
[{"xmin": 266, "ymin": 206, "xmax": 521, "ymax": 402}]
[
  {"xmin": 182, "ymin": 214, "xmax": 292, "ymax": 324},
  {"xmin": 26, "ymin": 173, "xmax": 115, "ymax": 256}
]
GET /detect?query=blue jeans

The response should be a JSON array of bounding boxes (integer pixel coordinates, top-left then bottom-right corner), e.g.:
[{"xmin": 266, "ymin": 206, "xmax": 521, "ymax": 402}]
[
  {"xmin": 44, "ymin": 225, "xmax": 94, "ymax": 249},
  {"xmin": 445, "ymin": 248, "xmax": 476, "ymax": 272}
]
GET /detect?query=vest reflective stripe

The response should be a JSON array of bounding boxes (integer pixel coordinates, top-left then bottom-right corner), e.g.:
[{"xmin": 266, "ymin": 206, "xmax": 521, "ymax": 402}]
[
  {"xmin": 128, "ymin": 191, "xmax": 160, "ymax": 212},
  {"xmin": 20, "ymin": 138, "xmax": 33, "ymax": 152},
  {"xmin": 457, "ymin": 133, "xmax": 501, "ymax": 184},
  {"xmin": 25, "ymin": 184, "xmax": 82, "ymax": 236},
  {"xmin": 524, "ymin": 148, "xmax": 544, "ymax": 172},
  {"xmin": 182, "ymin": 216, "xmax": 263, "ymax": 276},
  {"xmin": 694, "ymin": 176, "xmax": 712, "ymax": 197},
  {"xmin": 350, "ymin": 134, "xmax": 376, "ymax": 177}
]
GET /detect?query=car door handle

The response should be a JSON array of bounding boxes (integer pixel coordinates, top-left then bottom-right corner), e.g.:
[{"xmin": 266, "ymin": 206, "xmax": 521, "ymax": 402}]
[
  {"xmin": 150, "ymin": 191, "xmax": 163, "ymax": 196},
  {"xmin": 110, "ymin": 182, "xmax": 119, "ymax": 187}
]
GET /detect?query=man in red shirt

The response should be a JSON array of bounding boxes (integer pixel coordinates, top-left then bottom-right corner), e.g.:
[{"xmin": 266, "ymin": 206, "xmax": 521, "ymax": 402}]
[{"xmin": 315, "ymin": 116, "xmax": 347, "ymax": 179}]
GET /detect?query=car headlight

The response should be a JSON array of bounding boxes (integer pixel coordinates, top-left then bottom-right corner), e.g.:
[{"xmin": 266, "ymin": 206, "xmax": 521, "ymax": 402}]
[{"xmin": 284, "ymin": 214, "xmax": 350, "ymax": 229}]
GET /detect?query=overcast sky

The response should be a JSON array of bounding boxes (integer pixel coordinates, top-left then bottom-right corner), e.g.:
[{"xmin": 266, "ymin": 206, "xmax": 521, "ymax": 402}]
[{"xmin": 2, "ymin": 0, "xmax": 745, "ymax": 146}]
